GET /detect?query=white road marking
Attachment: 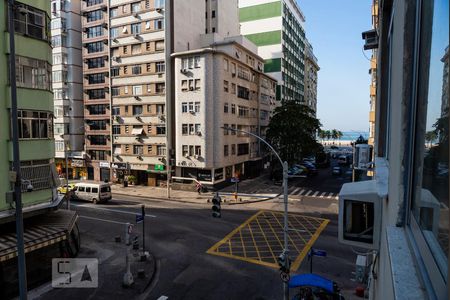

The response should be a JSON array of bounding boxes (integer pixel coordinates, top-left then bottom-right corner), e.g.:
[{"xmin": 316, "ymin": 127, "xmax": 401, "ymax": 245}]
[
  {"xmin": 297, "ymin": 189, "xmax": 306, "ymax": 196},
  {"xmin": 320, "ymin": 192, "xmax": 326, "ymax": 197},
  {"xmin": 157, "ymin": 296, "xmax": 168, "ymax": 300},
  {"xmin": 312, "ymin": 191, "xmax": 319, "ymax": 197},
  {"xmin": 304, "ymin": 190, "xmax": 312, "ymax": 196},
  {"xmin": 327, "ymin": 192, "xmax": 334, "ymax": 198},
  {"xmin": 72, "ymin": 203, "xmax": 157, "ymax": 218},
  {"xmin": 291, "ymin": 187, "xmax": 301, "ymax": 195},
  {"xmin": 78, "ymin": 215, "xmax": 127, "ymax": 225}
]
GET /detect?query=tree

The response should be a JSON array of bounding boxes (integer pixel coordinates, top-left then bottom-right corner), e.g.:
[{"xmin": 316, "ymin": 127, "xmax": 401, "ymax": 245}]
[
  {"xmin": 425, "ymin": 130, "xmax": 437, "ymax": 148},
  {"xmin": 266, "ymin": 102, "xmax": 322, "ymax": 164},
  {"xmin": 331, "ymin": 129, "xmax": 338, "ymax": 140},
  {"xmin": 337, "ymin": 131, "xmax": 343, "ymax": 141},
  {"xmin": 318, "ymin": 129, "xmax": 326, "ymax": 142},
  {"xmin": 325, "ymin": 130, "xmax": 331, "ymax": 140}
]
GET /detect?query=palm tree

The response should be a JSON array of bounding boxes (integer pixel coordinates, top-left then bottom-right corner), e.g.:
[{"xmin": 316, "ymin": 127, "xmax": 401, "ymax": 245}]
[
  {"xmin": 325, "ymin": 130, "xmax": 331, "ymax": 140},
  {"xmin": 425, "ymin": 130, "xmax": 437, "ymax": 148},
  {"xmin": 318, "ymin": 129, "xmax": 326, "ymax": 142},
  {"xmin": 331, "ymin": 129, "xmax": 339, "ymax": 141}
]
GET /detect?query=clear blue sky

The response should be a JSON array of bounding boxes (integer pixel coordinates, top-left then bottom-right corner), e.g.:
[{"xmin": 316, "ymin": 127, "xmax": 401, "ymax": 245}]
[{"xmin": 298, "ymin": 0, "xmax": 372, "ymax": 132}]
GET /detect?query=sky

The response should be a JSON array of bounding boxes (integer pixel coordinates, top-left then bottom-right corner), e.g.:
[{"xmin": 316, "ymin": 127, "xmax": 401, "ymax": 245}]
[{"xmin": 298, "ymin": 0, "xmax": 373, "ymax": 132}]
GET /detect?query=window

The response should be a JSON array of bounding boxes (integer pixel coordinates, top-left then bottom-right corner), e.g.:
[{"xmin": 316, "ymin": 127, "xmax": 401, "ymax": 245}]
[
  {"xmin": 17, "ymin": 111, "xmax": 52, "ymax": 140},
  {"xmin": 409, "ymin": 0, "xmax": 449, "ymax": 293},
  {"xmin": 146, "ymin": 63, "xmax": 151, "ymax": 72},
  {"xmin": 111, "ymin": 67, "xmax": 119, "ymax": 77},
  {"xmin": 53, "ymin": 53, "xmax": 67, "ymax": 65},
  {"xmin": 156, "ymin": 125, "xmax": 166, "ymax": 135},
  {"xmin": 86, "ymin": 25, "xmax": 103, "ymax": 38},
  {"xmin": 123, "ymin": 66, "xmax": 128, "ymax": 74},
  {"xmin": 87, "ymin": 41, "xmax": 104, "ymax": 53},
  {"xmin": 211, "ymin": 10, "xmax": 216, "ymax": 18},
  {"xmin": 112, "ymin": 106, "xmax": 120, "ymax": 116},
  {"xmin": 231, "ymin": 83, "xmax": 236, "ymax": 94},
  {"xmin": 15, "ymin": 56, "xmax": 52, "ymax": 91},
  {"xmin": 154, "ymin": 19, "xmax": 164, "ymax": 30},
  {"xmin": 87, "ymin": 57, "xmax": 105, "ymax": 69},
  {"xmin": 54, "ymin": 89, "xmax": 68, "ymax": 100},
  {"xmin": 224, "ymin": 145, "xmax": 229, "ymax": 156},
  {"xmin": 155, "ymin": 40, "xmax": 164, "ymax": 51},
  {"xmin": 89, "ymin": 120, "xmax": 107, "ymax": 130},
  {"xmin": 132, "ymin": 105, "xmax": 143, "ymax": 116},
  {"xmin": 88, "ymin": 73, "xmax": 105, "ymax": 84},
  {"xmin": 112, "ymin": 125, "xmax": 121, "ymax": 135},
  {"xmin": 156, "ymin": 104, "xmax": 165, "ymax": 114},
  {"xmin": 110, "ymin": 27, "xmax": 119, "ymax": 38},
  {"xmin": 157, "ymin": 145, "xmax": 166, "ymax": 156},
  {"xmin": 132, "ymin": 65, "xmax": 142, "ymax": 75},
  {"xmin": 111, "ymin": 87, "xmax": 120, "ymax": 96},
  {"xmin": 195, "ymin": 146, "xmax": 201, "ymax": 156},
  {"xmin": 55, "ymin": 140, "xmax": 64, "ymax": 152},
  {"xmin": 132, "ymin": 44, "xmax": 141, "ymax": 54},
  {"xmin": 231, "ymin": 124, "xmax": 236, "ymax": 135},
  {"xmin": 90, "ymin": 136, "xmax": 107, "ymax": 145},
  {"xmin": 12, "ymin": 4, "xmax": 48, "ymax": 41},
  {"xmin": 110, "ymin": 8, "xmax": 118, "ymax": 18},
  {"xmin": 131, "ymin": 2, "xmax": 141, "ymax": 13},
  {"xmin": 237, "ymin": 143, "xmax": 249, "ymax": 156},
  {"xmin": 189, "ymin": 124, "xmax": 195, "ymax": 135},
  {"xmin": 155, "ymin": 0, "xmax": 165, "ymax": 8},
  {"xmin": 51, "ymin": 35, "xmax": 67, "ymax": 47},
  {"xmin": 194, "ymin": 56, "xmax": 201, "ymax": 68},
  {"xmin": 88, "ymin": 105, "xmax": 107, "ymax": 115},
  {"xmin": 52, "ymin": 70, "xmax": 68, "ymax": 83},
  {"xmin": 156, "ymin": 83, "xmax": 165, "ymax": 93},
  {"xmin": 182, "ymin": 145, "xmax": 188, "ymax": 157},
  {"xmin": 123, "ymin": 45, "xmax": 128, "ymax": 54},
  {"xmin": 194, "ymin": 102, "xmax": 200, "ymax": 113},
  {"xmin": 224, "ymin": 58, "xmax": 229, "ymax": 71},
  {"xmin": 87, "ymin": 89, "xmax": 105, "ymax": 99},
  {"xmin": 87, "ymin": 9, "xmax": 103, "ymax": 22},
  {"xmin": 237, "ymin": 86, "xmax": 250, "ymax": 99},
  {"xmin": 224, "ymin": 80, "xmax": 229, "ymax": 92},
  {"xmin": 156, "ymin": 62, "xmax": 165, "ymax": 73},
  {"xmin": 87, "ymin": 0, "xmax": 103, "ymax": 6},
  {"xmin": 182, "ymin": 124, "xmax": 188, "ymax": 135},
  {"xmin": 231, "ymin": 144, "xmax": 236, "ymax": 155},
  {"xmin": 182, "ymin": 103, "xmax": 188, "ymax": 113},
  {"xmin": 231, "ymin": 104, "xmax": 236, "ymax": 114},
  {"xmin": 146, "ymin": 42, "xmax": 151, "ymax": 51},
  {"xmin": 188, "ymin": 102, "xmax": 194, "ymax": 112},
  {"xmin": 195, "ymin": 79, "xmax": 201, "ymax": 90},
  {"xmin": 224, "ymin": 103, "xmax": 229, "ymax": 113},
  {"xmin": 238, "ymin": 106, "xmax": 249, "ymax": 118},
  {"xmin": 224, "ymin": 124, "xmax": 229, "ymax": 135},
  {"xmin": 131, "ymin": 23, "xmax": 141, "ymax": 34},
  {"xmin": 181, "ymin": 80, "xmax": 188, "ymax": 91},
  {"xmin": 133, "ymin": 145, "xmax": 143, "ymax": 155}
]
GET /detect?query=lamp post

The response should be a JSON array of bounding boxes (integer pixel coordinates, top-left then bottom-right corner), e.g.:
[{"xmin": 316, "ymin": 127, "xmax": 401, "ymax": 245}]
[
  {"xmin": 8, "ymin": 0, "xmax": 28, "ymax": 298},
  {"xmin": 222, "ymin": 126, "xmax": 290, "ymax": 300}
]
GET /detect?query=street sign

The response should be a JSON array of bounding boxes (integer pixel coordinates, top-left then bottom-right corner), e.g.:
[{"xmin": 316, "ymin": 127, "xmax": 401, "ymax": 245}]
[
  {"xmin": 280, "ymin": 271, "xmax": 290, "ymax": 282},
  {"xmin": 230, "ymin": 177, "xmax": 239, "ymax": 183},
  {"xmin": 155, "ymin": 164, "xmax": 165, "ymax": 171},
  {"xmin": 136, "ymin": 214, "xmax": 144, "ymax": 223},
  {"xmin": 310, "ymin": 249, "xmax": 327, "ymax": 257}
]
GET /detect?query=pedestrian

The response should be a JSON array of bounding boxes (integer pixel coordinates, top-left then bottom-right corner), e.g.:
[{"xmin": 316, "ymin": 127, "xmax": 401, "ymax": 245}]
[{"xmin": 196, "ymin": 182, "xmax": 202, "ymax": 194}]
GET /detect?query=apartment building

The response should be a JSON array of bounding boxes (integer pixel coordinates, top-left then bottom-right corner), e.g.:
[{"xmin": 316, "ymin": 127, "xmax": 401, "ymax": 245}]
[
  {"xmin": 0, "ymin": 0, "xmax": 60, "ymax": 212},
  {"xmin": 341, "ymin": 0, "xmax": 448, "ymax": 299},
  {"xmin": 173, "ymin": 37, "xmax": 277, "ymax": 186},
  {"xmin": 304, "ymin": 40, "xmax": 319, "ymax": 115},
  {"xmin": 81, "ymin": 0, "xmax": 111, "ymax": 181},
  {"xmin": 51, "ymin": 0, "xmax": 85, "ymax": 179},
  {"xmin": 239, "ymin": 0, "xmax": 312, "ymax": 108}
]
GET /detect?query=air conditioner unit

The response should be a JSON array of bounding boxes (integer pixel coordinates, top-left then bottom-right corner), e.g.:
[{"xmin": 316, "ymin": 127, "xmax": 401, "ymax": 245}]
[
  {"xmin": 133, "ymin": 33, "xmax": 140, "ymax": 39},
  {"xmin": 114, "ymin": 154, "xmax": 120, "ymax": 158},
  {"xmin": 137, "ymin": 155, "xmax": 143, "ymax": 160},
  {"xmin": 132, "ymin": 12, "xmax": 139, "ymax": 18},
  {"xmin": 134, "ymin": 96, "xmax": 141, "ymax": 100},
  {"xmin": 194, "ymin": 154, "xmax": 199, "ymax": 159},
  {"xmin": 189, "ymin": 110, "xmax": 195, "ymax": 114},
  {"xmin": 189, "ymin": 87, "xmax": 194, "ymax": 91},
  {"xmin": 184, "ymin": 153, "xmax": 190, "ymax": 158},
  {"xmin": 136, "ymin": 116, "xmax": 142, "ymax": 121},
  {"xmin": 158, "ymin": 114, "xmax": 165, "ymax": 121},
  {"xmin": 114, "ymin": 136, "xmax": 119, "ymax": 139},
  {"xmin": 63, "ymin": 81, "xmax": 68, "ymax": 85},
  {"xmin": 112, "ymin": 38, "xmax": 118, "ymax": 43},
  {"xmin": 196, "ymin": 131, "xmax": 202, "ymax": 136},
  {"xmin": 156, "ymin": 8, "xmax": 162, "ymax": 13},
  {"xmin": 112, "ymin": 56, "xmax": 121, "ymax": 61},
  {"xmin": 180, "ymin": 68, "xmax": 188, "ymax": 74}
]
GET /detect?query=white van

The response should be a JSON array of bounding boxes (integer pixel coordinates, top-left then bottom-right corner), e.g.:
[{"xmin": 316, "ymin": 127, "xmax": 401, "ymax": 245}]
[{"xmin": 72, "ymin": 182, "xmax": 112, "ymax": 204}]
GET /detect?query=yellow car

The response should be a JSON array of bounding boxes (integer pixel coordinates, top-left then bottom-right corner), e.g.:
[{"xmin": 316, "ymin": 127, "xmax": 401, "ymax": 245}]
[{"xmin": 57, "ymin": 183, "xmax": 76, "ymax": 194}]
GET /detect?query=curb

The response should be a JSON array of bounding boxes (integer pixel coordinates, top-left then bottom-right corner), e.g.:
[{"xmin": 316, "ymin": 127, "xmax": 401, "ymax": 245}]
[{"xmin": 112, "ymin": 190, "xmax": 212, "ymax": 205}]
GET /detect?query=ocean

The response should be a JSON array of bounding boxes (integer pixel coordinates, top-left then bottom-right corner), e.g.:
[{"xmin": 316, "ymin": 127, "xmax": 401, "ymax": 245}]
[{"xmin": 339, "ymin": 131, "xmax": 369, "ymax": 142}]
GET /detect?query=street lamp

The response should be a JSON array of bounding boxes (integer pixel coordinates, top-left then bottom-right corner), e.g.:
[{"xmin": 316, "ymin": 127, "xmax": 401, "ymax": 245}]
[{"xmin": 221, "ymin": 126, "xmax": 290, "ymax": 300}]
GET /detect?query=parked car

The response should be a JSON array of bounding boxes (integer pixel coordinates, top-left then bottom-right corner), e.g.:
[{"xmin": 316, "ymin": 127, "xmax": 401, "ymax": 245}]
[
  {"xmin": 332, "ymin": 166, "xmax": 342, "ymax": 175},
  {"xmin": 288, "ymin": 165, "xmax": 308, "ymax": 176},
  {"xmin": 72, "ymin": 182, "xmax": 112, "ymax": 204},
  {"xmin": 298, "ymin": 163, "xmax": 318, "ymax": 176},
  {"xmin": 57, "ymin": 183, "xmax": 76, "ymax": 194}
]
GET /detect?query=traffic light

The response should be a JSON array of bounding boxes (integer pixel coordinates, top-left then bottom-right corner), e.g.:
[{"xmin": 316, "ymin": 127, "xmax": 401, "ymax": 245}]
[
  {"xmin": 277, "ymin": 251, "xmax": 290, "ymax": 273},
  {"xmin": 212, "ymin": 193, "xmax": 221, "ymax": 218}
]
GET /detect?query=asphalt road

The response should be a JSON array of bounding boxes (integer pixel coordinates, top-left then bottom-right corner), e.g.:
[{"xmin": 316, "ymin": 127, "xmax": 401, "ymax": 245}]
[{"xmin": 33, "ymin": 195, "xmax": 358, "ymax": 300}]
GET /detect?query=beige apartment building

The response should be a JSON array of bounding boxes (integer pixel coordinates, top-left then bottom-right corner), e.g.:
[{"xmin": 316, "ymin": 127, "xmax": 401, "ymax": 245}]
[{"xmin": 304, "ymin": 41, "xmax": 319, "ymax": 114}]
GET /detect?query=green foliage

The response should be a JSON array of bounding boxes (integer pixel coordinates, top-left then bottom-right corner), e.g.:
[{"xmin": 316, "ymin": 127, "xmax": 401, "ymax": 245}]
[{"xmin": 266, "ymin": 102, "xmax": 321, "ymax": 164}]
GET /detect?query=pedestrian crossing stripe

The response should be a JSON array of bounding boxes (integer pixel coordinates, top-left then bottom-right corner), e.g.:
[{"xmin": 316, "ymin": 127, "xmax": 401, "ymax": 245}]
[{"xmin": 287, "ymin": 188, "xmax": 338, "ymax": 199}]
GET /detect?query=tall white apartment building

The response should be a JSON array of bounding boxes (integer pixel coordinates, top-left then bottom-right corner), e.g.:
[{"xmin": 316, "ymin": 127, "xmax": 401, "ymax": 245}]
[{"xmin": 51, "ymin": 0, "xmax": 85, "ymax": 179}]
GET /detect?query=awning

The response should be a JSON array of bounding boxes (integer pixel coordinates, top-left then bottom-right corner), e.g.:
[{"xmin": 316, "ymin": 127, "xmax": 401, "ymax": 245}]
[
  {"xmin": 146, "ymin": 169, "xmax": 168, "ymax": 174},
  {"xmin": 132, "ymin": 128, "xmax": 144, "ymax": 135},
  {"xmin": 0, "ymin": 210, "xmax": 78, "ymax": 262}
]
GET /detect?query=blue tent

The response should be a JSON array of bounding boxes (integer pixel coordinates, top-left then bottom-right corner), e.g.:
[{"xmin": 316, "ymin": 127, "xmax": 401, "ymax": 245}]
[{"xmin": 288, "ymin": 273, "xmax": 335, "ymax": 293}]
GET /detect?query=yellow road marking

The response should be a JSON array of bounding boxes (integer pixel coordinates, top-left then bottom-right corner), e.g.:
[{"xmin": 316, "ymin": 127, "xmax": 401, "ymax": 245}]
[{"xmin": 206, "ymin": 210, "xmax": 329, "ymax": 272}]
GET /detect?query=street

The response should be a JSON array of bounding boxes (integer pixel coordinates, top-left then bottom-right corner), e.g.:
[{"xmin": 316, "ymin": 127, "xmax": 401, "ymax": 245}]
[{"xmin": 32, "ymin": 190, "xmax": 358, "ymax": 300}]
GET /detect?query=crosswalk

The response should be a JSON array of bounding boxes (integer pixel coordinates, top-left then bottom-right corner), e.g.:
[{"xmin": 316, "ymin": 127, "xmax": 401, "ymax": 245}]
[{"xmin": 247, "ymin": 186, "xmax": 339, "ymax": 199}]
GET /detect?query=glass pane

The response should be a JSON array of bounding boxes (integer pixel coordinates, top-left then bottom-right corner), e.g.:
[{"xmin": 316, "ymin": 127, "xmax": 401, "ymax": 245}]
[{"xmin": 413, "ymin": 0, "xmax": 449, "ymax": 278}]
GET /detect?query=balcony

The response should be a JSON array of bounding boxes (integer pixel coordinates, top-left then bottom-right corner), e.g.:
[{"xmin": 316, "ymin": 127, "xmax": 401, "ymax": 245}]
[
  {"xmin": 81, "ymin": 0, "xmax": 107, "ymax": 12},
  {"xmin": 370, "ymin": 84, "xmax": 376, "ymax": 97}
]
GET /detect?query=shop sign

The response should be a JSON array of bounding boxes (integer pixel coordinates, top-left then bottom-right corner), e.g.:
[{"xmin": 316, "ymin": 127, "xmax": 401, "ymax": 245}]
[
  {"xmin": 71, "ymin": 159, "xmax": 85, "ymax": 167},
  {"xmin": 155, "ymin": 164, "xmax": 165, "ymax": 171},
  {"xmin": 112, "ymin": 162, "xmax": 129, "ymax": 169},
  {"xmin": 99, "ymin": 162, "xmax": 110, "ymax": 168}
]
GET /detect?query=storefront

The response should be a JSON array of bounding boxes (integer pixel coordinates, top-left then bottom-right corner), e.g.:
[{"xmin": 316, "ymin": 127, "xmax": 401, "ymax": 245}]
[{"xmin": 55, "ymin": 158, "xmax": 87, "ymax": 180}]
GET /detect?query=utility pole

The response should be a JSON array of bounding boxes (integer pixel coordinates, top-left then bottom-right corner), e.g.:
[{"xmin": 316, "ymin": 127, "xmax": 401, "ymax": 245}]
[
  {"xmin": 8, "ymin": 0, "xmax": 28, "ymax": 298},
  {"xmin": 222, "ymin": 126, "xmax": 289, "ymax": 300}
]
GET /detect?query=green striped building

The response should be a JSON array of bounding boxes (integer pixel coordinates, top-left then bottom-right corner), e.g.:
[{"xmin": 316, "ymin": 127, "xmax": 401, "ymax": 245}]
[{"xmin": 239, "ymin": 0, "xmax": 310, "ymax": 106}]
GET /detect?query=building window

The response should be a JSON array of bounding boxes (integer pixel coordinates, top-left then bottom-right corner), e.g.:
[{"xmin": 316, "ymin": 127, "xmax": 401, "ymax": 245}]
[
  {"xmin": 86, "ymin": 25, "xmax": 103, "ymax": 38},
  {"xmin": 12, "ymin": 4, "xmax": 48, "ymax": 41},
  {"xmin": 133, "ymin": 145, "xmax": 143, "ymax": 155},
  {"xmin": 51, "ymin": 35, "xmax": 67, "ymax": 47},
  {"xmin": 224, "ymin": 80, "xmax": 229, "ymax": 93},
  {"xmin": 15, "ymin": 56, "xmax": 52, "ymax": 91},
  {"xmin": 87, "ymin": 41, "xmax": 104, "ymax": 53},
  {"xmin": 131, "ymin": 44, "xmax": 141, "ymax": 55},
  {"xmin": 182, "ymin": 145, "xmax": 188, "ymax": 157},
  {"xmin": 87, "ymin": 57, "xmax": 105, "ymax": 69},
  {"xmin": 154, "ymin": 19, "xmax": 164, "ymax": 30},
  {"xmin": 156, "ymin": 104, "xmax": 165, "ymax": 114},
  {"xmin": 194, "ymin": 56, "xmax": 201, "ymax": 68},
  {"xmin": 132, "ymin": 65, "xmax": 142, "ymax": 75},
  {"xmin": 224, "ymin": 145, "xmax": 229, "ymax": 156},
  {"xmin": 88, "ymin": 150, "xmax": 107, "ymax": 161},
  {"xmin": 132, "ymin": 105, "xmax": 143, "ymax": 116},
  {"xmin": 156, "ymin": 125, "xmax": 166, "ymax": 135},
  {"xmin": 54, "ymin": 89, "xmax": 68, "ymax": 100},
  {"xmin": 224, "ymin": 103, "xmax": 229, "ymax": 113},
  {"xmin": 157, "ymin": 145, "xmax": 166, "ymax": 156},
  {"xmin": 131, "ymin": 2, "xmax": 141, "ymax": 13},
  {"xmin": 87, "ymin": 9, "xmax": 103, "ymax": 22},
  {"xmin": 88, "ymin": 104, "xmax": 107, "ymax": 115},
  {"xmin": 155, "ymin": 0, "xmax": 165, "ymax": 8},
  {"xmin": 237, "ymin": 143, "xmax": 249, "ymax": 156},
  {"xmin": 112, "ymin": 106, "xmax": 120, "ymax": 116},
  {"xmin": 181, "ymin": 80, "xmax": 188, "ymax": 91},
  {"xmin": 194, "ymin": 102, "xmax": 200, "ymax": 113},
  {"xmin": 231, "ymin": 144, "xmax": 236, "ymax": 155},
  {"xmin": 156, "ymin": 61, "xmax": 165, "ymax": 73},
  {"xmin": 231, "ymin": 83, "xmax": 236, "ymax": 95},
  {"xmin": 182, "ymin": 102, "xmax": 188, "ymax": 113},
  {"xmin": 211, "ymin": 10, "xmax": 216, "ymax": 18},
  {"xmin": 131, "ymin": 23, "xmax": 141, "ymax": 34},
  {"xmin": 87, "ymin": 89, "xmax": 105, "ymax": 100},
  {"xmin": 111, "ymin": 67, "xmax": 119, "ymax": 77},
  {"xmin": 224, "ymin": 58, "xmax": 229, "ymax": 71},
  {"xmin": 110, "ymin": 27, "xmax": 119, "ymax": 38},
  {"xmin": 231, "ymin": 104, "xmax": 236, "ymax": 114},
  {"xmin": 16, "ymin": 110, "xmax": 52, "ymax": 140},
  {"xmin": 224, "ymin": 124, "xmax": 229, "ymax": 135},
  {"xmin": 87, "ymin": 73, "xmax": 105, "ymax": 84},
  {"xmin": 123, "ymin": 45, "xmax": 128, "ymax": 54},
  {"xmin": 89, "ymin": 120, "xmax": 107, "ymax": 130},
  {"xmin": 237, "ymin": 85, "xmax": 250, "ymax": 99},
  {"xmin": 156, "ymin": 83, "xmax": 165, "ymax": 93},
  {"xmin": 86, "ymin": 0, "xmax": 103, "ymax": 6},
  {"xmin": 195, "ymin": 146, "xmax": 201, "ymax": 156},
  {"xmin": 90, "ymin": 135, "xmax": 107, "ymax": 145},
  {"xmin": 110, "ymin": 7, "xmax": 118, "ymax": 18},
  {"xmin": 155, "ymin": 40, "xmax": 164, "ymax": 51},
  {"xmin": 111, "ymin": 87, "xmax": 120, "ymax": 96},
  {"xmin": 195, "ymin": 79, "xmax": 201, "ymax": 90}
]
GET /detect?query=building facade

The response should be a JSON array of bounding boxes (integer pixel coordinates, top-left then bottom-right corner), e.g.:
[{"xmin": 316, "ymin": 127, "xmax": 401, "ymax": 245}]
[
  {"xmin": 368, "ymin": 0, "xmax": 379, "ymax": 147},
  {"xmin": 173, "ymin": 38, "xmax": 277, "ymax": 186},
  {"xmin": 0, "ymin": 0, "xmax": 59, "ymax": 213},
  {"xmin": 340, "ymin": 0, "xmax": 449, "ymax": 299},
  {"xmin": 239, "ymin": 0, "xmax": 310, "ymax": 107},
  {"xmin": 51, "ymin": 0, "xmax": 86, "ymax": 179},
  {"xmin": 81, "ymin": 0, "xmax": 111, "ymax": 181},
  {"xmin": 304, "ymin": 40, "xmax": 319, "ymax": 114}
]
